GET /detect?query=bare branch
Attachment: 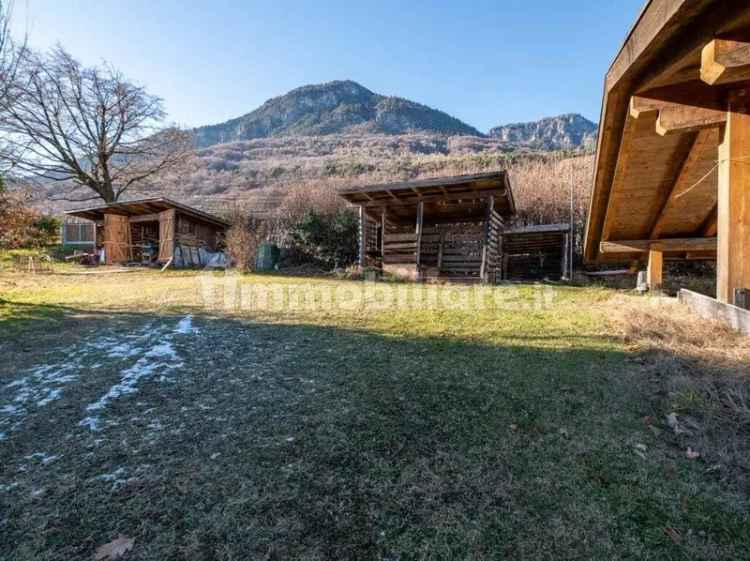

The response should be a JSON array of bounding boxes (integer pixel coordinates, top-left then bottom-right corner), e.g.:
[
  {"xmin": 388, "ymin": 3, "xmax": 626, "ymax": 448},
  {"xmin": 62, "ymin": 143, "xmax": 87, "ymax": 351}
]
[{"xmin": 0, "ymin": 45, "xmax": 190, "ymax": 202}]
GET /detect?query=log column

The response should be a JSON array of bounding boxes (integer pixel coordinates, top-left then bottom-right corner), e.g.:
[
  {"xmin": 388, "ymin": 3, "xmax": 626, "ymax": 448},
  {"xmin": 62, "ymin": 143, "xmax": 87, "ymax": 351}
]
[
  {"xmin": 717, "ymin": 91, "xmax": 750, "ymax": 304},
  {"xmin": 358, "ymin": 206, "xmax": 367, "ymax": 269},
  {"xmin": 647, "ymin": 249, "xmax": 664, "ymax": 292}
]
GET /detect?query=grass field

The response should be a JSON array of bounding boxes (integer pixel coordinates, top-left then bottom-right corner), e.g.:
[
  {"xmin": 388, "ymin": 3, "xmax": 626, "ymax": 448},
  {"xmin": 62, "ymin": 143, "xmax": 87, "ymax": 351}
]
[{"xmin": 1, "ymin": 263, "xmax": 749, "ymax": 560}]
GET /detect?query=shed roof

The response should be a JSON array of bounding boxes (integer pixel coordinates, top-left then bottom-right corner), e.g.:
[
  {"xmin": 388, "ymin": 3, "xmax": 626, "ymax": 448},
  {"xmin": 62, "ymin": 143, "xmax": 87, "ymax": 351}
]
[
  {"xmin": 584, "ymin": 0, "xmax": 750, "ymax": 263},
  {"xmin": 339, "ymin": 171, "xmax": 515, "ymax": 226},
  {"xmin": 65, "ymin": 197, "xmax": 230, "ymax": 228}
]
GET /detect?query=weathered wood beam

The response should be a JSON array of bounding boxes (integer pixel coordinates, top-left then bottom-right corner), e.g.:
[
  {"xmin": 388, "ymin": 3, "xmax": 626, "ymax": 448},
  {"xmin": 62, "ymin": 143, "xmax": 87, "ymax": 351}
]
[
  {"xmin": 656, "ymin": 104, "xmax": 726, "ymax": 135},
  {"xmin": 128, "ymin": 213, "xmax": 160, "ymax": 224},
  {"xmin": 360, "ymin": 188, "xmax": 507, "ymax": 208},
  {"xmin": 600, "ymin": 237, "xmax": 718, "ymax": 254},
  {"xmin": 630, "ymin": 93, "xmax": 726, "ymax": 135},
  {"xmin": 647, "ymin": 249, "xmax": 664, "ymax": 291},
  {"xmin": 629, "ymin": 96, "xmax": 662, "ymax": 119},
  {"xmin": 701, "ymin": 39, "xmax": 750, "ymax": 86},
  {"xmin": 717, "ymin": 90, "xmax": 750, "ymax": 304}
]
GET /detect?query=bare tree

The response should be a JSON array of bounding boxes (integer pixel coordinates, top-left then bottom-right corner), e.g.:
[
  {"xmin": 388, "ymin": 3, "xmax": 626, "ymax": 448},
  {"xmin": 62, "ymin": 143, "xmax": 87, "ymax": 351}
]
[
  {"xmin": 0, "ymin": 46, "xmax": 190, "ymax": 203},
  {"xmin": 0, "ymin": 0, "xmax": 24, "ymax": 176}
]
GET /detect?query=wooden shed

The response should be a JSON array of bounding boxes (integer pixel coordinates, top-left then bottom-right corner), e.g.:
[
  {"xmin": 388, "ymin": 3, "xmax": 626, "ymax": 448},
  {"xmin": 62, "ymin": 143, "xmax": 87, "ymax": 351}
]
[
  {"xmin": 65, "ymin": 198, "xmax": 229, "ymax": 266},
  {"xmin": 500, "ymin": 224, "xmax": 571, "ymax": 281},
  {"xmin": 584, "ymin": 0, "xmax": 750, "ymax": 311},
  {"xmin": 339, "ymin": 172, "xmax": 516, "ymax": 282}
]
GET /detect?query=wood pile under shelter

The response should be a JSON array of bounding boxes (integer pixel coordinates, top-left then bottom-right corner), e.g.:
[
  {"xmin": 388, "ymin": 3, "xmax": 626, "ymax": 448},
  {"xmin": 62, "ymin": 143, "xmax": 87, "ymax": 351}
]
[
  {"xmin": 339, "ymin": 172, "xmax": 517, "ymax": 282},
  {"xmin": 500, "ymin": 224, "xmax": 571, "ymax": 281},
  {"xmin": 65, "ymin": 198, "xmax": 229, "ymax": 267}
]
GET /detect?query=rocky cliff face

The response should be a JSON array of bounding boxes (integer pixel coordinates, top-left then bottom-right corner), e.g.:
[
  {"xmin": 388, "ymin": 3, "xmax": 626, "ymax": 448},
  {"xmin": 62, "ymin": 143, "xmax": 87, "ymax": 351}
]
[
  {"xmin": 193, "ymin": 81, "xmax": 482, "ymax": 148},
  {"xmin": 488, "ymin": 113, "xmax": 597, "ymax": 151}
]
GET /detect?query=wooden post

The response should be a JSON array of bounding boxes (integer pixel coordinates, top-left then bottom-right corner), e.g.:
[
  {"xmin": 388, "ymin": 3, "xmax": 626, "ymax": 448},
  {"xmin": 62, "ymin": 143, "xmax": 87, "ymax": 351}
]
[
  {"xmin": 415, "ymin": 201, "xmax": 424, "ymax": 268},
  {"xmin": 717, "ymin": 91, "xmax": 750, "ymax": 304},
  {"xmin": 437, "ymin": 228, "xmax": 445, "ymax": 271},
  {"xmin": 647, "ymin": 249, "xmax": 664, "ymax": 292},
  {"xmin": 358, "ymin": 206, "xmax": 367, "ymax": 269},
  {"xmin": 561, "ymin": 233, "xmax": 569, "ymax": 281},
  {"xmin": 479, "ymin": 197, "xmax": 494, "ymax": 283},
  {"xmin": 381, "ymin": 209, "xmax": 386, "ymax": 257}
]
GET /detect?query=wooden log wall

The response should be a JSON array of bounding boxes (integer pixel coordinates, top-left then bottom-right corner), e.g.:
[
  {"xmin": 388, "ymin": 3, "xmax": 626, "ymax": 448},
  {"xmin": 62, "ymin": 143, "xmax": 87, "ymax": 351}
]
[{"xmin": 486, "ymin": 210, "xmax": 504, "ymax": 282}]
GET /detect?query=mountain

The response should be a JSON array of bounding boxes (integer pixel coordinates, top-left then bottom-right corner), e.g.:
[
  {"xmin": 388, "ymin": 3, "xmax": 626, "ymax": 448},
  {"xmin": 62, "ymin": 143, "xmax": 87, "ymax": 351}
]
[
  {"xmin": 488, "ymin": 113, "xmax": 598, "ymax": 151},
  {"xmin": 193, "ymin": 81, "xmax": 482, "ymax": 148}
]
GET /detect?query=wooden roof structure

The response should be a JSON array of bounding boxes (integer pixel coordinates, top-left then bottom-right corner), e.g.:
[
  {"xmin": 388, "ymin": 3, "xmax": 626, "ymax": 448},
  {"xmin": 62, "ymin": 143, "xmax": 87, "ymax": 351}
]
[
  {"xmin": 339, "ymin": 171, "xmax": 515, "ymax": 225},
  {"xmin": 584, "ymin": 0, "xmax": 750, "ymax": 306},
  {"xmin": 65, "ymin": 197, "xmax": 230, "ymax": 228},
  {"xmin": 585, "ymin": 0, "xmax": 750, "ymax": 262}
]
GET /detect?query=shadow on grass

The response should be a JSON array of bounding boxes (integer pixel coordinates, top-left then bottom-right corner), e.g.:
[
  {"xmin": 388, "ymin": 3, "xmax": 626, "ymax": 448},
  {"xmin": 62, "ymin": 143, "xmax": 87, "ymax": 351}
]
[{"xmin": 1, "ymin": 308, "xmax": 748, "ymax": 561}]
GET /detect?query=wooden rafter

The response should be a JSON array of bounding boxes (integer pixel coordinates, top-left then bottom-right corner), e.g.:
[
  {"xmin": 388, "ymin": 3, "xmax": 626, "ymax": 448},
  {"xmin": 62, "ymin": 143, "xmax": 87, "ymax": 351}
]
[
  {"xmin": 600, "ymin": 237, "xmax": 718, "ymax": 254},
  {"xmin": 701, "ymin": 38, "xmax": 750, "ymax": 85}
]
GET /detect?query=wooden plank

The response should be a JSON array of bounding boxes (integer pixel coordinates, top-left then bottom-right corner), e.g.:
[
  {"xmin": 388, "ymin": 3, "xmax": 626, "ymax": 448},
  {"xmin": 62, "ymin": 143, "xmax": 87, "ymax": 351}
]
[
  {"xmin": 103, "ymin": 214, "xmax": 131, "ymax": 265},
  {"xmin": 600, "ymin": 237, "xmax": 717, "ymax": 253},
  {"xmin": 717, "ymin": 91, "xmax": 750, "ymax": 304},
  {"xmin": 701, "ymin": 38, "xmax": 750, "ymax": 85},
  {"xmin": 647, "ymin": 249, "xmax": 664, "ymax": 291}
]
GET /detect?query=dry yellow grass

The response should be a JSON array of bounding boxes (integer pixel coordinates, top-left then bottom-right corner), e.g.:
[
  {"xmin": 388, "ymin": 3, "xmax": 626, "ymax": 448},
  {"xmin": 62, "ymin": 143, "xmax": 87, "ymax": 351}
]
[{"xmin": 609, "ymin": 295, "xmax": 750, "ymax": 493}]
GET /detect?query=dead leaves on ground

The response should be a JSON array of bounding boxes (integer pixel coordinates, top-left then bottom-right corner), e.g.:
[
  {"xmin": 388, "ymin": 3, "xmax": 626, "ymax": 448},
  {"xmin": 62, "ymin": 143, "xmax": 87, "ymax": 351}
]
[{"xmin": 94, "ymin": 535, "xmax": 134, "ymax": 560}]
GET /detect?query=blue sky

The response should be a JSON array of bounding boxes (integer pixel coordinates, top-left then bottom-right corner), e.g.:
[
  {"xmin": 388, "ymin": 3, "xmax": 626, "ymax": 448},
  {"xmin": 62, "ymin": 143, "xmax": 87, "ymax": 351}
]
[{"xmin": 12, "ymin": 0, "xmax": 645, "ymax": 132}]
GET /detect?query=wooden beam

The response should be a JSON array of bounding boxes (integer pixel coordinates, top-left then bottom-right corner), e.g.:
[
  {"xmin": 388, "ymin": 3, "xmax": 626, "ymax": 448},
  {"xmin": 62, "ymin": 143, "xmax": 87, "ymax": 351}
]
[
  {"xmin": 128, "ymin": 213, "xmax": 160, "ymax": 224},
  {"xmin": 630, "ymin": 93, "xmax": 726, "ymax": 134},
  {"xmin": 647, "ymin": 249, "xmax": 664, "ymax": 291},
  {"xmin": 381, "ymin": 209, "xmax": 386, "ymax": 257},
  {"xmin": 480, "ymin": 197, "xmax": 494, "ymax": 283},
  {"xmin": 359, "ymin": 188, "xmax": 507, "ymax": 208},
  {"xmin": 630, "ymin": 95, "xmax": 662, "ymax": 119},
  {"xmin": 600, "ymin": 237, "xmax": 718, "ymax": 254},
  {"xmin": 701, "ymin": 39, "xmax": 750, "ymax": 86},
  {"xmin": 656, "ymin": 104, "xmax": 726, "ymax": 135},
  {"xmin": 358, "ymin": 206, "xmax": 367, "ymax": 269},
  {"xmin": 717, "ymin": 90, "xmax": 750, "ymax": 304},
  {"xmin": 415, "ymin": 201, "xmax": 424, "ymax": 269}
]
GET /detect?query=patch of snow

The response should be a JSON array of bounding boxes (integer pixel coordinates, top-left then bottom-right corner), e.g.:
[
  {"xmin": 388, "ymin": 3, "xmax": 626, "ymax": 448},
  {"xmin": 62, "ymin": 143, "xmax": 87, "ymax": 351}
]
[
  {"xmin": 175, "ymin": 314, "xmax": 199, "ymax": 334},
  {"xmin": 37, "ymin": 389, "xmax": 62, "ymax": 407},
  {"xmin": 79, "ymin": 318, "xmax": 189, "ymax": 431},
  {"xmin": 24, "ymin": 452, "xmax": 60, "ymax": 465},
  {"xmin": 95, "ymin": 467, "xmax": 127, "ymax": 482}
]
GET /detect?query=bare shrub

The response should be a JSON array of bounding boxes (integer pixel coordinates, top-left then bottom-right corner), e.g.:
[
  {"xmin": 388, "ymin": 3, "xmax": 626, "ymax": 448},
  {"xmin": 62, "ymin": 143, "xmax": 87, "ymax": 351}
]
[
  {"xmin": 224, "ymin": 206, "xmax": 269, "ymax": 271},
  {"xmin": 0, "ymin": 188, "xmax": 59, "ymax": 248}
]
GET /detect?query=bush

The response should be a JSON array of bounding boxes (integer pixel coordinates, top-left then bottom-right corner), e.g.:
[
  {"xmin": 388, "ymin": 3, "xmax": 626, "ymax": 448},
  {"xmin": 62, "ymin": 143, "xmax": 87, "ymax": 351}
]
[
  {"xmin": 289, "ymin": 209, "xmax": 358, "ymax": 268},
  {"xmin": 224, "ymin": 209, "xmax": 268, "ymax": 271},
  {"xmin": 0, "ymin": 191, "xmax": 60, "ymax": 249}
]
